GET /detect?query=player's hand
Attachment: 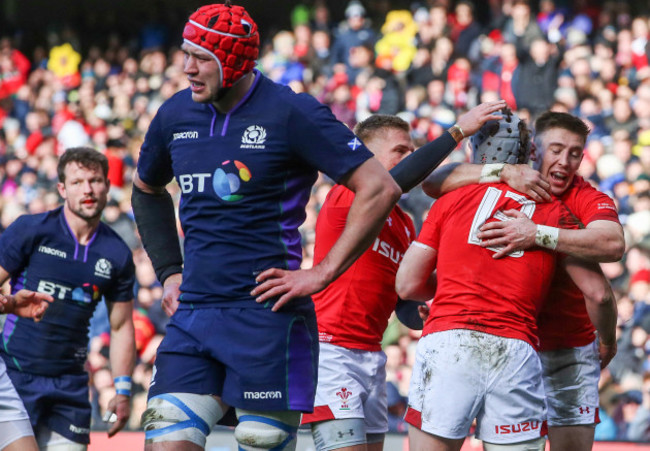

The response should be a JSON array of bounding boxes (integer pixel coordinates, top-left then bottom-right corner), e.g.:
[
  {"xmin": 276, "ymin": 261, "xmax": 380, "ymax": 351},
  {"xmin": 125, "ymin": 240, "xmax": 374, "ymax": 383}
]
[
  {"xmin": 455, "ymin": 100, "xmax": 507, "ymax": 136},
  {"xmin": 599, "ymin": 339, "xmax": 617, "ymax": 369},
  {"xmin": 418, "ymin": 302, "xmax": 431, "ymax": 323},
  {"xmin": 105, "ymin": 394, "xmax": 131, "ymax": 437},
  {"xmin": 2, "ymin": 290, "xmax": 54, "ymax": 321},
  {"xmin": 161, "ymin": 274, "xmax": 182, "ymax": 317},
  {"xmin": 252, "ymin": 267, "xmax": 329, "ymax": 312},
  {"xmin": 500, "ymin": 164, "xmax": 551, "ymax": 202},
  {"xmin": 477, "ymin": 210, "xmax": 537, "ymax": 258}
]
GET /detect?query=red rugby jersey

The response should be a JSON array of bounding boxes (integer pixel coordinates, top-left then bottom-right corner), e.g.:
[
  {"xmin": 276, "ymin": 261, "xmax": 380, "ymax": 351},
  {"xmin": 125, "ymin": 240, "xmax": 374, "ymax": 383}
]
[
  {"xmin": 418, "ymin": 183, "xmax": 576, "ymax": 349},
  {"xmin": 313, "ymin": 184, "xmax": 416, "ymax": 351},
  {"xmin": 537, "ymin": 176, "xmax": 621, "ymax": 351}
]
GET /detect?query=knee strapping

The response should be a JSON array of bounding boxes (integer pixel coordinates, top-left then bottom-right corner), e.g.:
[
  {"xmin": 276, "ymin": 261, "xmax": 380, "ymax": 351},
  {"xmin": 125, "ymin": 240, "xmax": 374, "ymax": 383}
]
[
  {"xmin": 483, "ymin": 436, "xmax": 546, "ymax": 451},
  {"xmin": 234, "ymin": 409, "xmax": 300, "ymax": 450},
  {"xmin": 142, "ymin": 393, "xmax": 224, "ymax": 446},
  {"xmin": 311, "ymin": 418, "xmax": 367, "ymax": 451}
]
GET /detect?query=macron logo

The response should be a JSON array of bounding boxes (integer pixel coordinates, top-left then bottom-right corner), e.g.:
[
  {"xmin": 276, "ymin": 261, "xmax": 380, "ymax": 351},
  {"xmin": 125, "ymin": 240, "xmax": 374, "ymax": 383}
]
[
  {"xmin": 38, "ymin": 245, "xmax": 67, "ymax": 259},
  {"xmin": 173, "ymin": 131, "xmax": 199, "ymax": 140},
  {"xmin": 243, "ymin": 391, "xmax": 282, "ymax": 400}
]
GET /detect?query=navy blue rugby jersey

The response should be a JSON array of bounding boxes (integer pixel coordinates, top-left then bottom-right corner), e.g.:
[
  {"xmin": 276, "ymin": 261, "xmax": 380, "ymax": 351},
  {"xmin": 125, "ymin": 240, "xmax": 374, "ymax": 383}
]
[
  {"xmin": 0, "ymin": 207, "xmax": 135, "ymax": 376},
  {"xmin": 137, "ymin": 71, "xmax": 373, "ymax": 308}
]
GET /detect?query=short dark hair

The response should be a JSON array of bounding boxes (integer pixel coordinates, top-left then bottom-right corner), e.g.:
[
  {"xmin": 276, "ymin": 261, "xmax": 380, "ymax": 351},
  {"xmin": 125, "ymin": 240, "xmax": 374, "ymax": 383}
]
[
  {"xmin": 353, "ymin": 114, "xmax": 410, "ymax": 143},
  {"xmin": 534, "ymin": 111, "xmax": 590, "ymax": 145},
  {"xmin": 57, "ymin": 147, "xmax": 109, "ymax": 183}
]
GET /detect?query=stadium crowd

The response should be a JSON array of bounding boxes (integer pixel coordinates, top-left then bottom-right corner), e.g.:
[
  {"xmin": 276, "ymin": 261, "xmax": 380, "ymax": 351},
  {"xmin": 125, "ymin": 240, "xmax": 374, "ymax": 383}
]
[{"xmin": 1, "ymin": 0, "xmax": 650, "ymax": 443}]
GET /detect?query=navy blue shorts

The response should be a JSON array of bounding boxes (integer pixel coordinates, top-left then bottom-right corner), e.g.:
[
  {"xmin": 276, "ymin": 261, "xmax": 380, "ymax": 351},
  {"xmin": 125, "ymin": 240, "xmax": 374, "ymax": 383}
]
[
  {"xmin": 6, "ymin": 368, "xmax": 91, "ymax": 444},
  {"xmin": 148, "ymin": 305, "xmax": 319, "ymax": 412}
]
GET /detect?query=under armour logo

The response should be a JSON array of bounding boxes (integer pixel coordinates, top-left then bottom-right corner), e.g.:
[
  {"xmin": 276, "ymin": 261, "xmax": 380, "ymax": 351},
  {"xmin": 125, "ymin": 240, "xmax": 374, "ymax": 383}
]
[
  {"xmin": 579, "ymin": 407, "xmax": 590, "ymax": 414},
  {"xmin": 348, "ymin": 138, "xmax": 362, "ymax": 151},
  {"xmin": 337, "ymin": 429, "xmax": 355, "ymax": 438}
]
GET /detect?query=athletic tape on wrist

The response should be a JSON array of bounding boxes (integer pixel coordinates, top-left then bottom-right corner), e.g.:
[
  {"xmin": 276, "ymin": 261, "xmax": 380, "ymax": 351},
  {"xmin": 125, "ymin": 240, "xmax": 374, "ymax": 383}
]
[
  {"xmin": 535, "ymin": 224, "xmax": 559, "ymax": 250},
  {"xmin": 114, "ymin": 376, "xmax": 132, "ymax": 397},
  {"xmin": 479, "ymin": 163, "xmax": 504, "ymax": 184}
]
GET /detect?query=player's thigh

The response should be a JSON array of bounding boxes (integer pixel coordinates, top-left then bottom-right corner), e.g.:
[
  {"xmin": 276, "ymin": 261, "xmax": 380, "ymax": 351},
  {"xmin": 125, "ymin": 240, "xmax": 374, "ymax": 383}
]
[
  {"xmin": 49, "ymin": 372, "xmax": 92, "ymax": 443},
  {"xmin": 0, "ymin": 361, "xmax": 31, "ymax": 425},
  {"xmin": 8, "ymin": 369, "xmax": 91, "ymax": 445},
  {"xmin": 0, "ymin": 419, "xmax": 36, "ymax": 451},
  {"xmin": 482, "ymin": 436, "xmax": 546, "ymax": 451},
  {"xmin": 35, "ymin": 425, "xmax": 87, "ymax": 451},
  {"xmin": 217, "ymin": 307, "xmax": 319, "ymax": 412},
  {"xmin": 304, "ymin": 344, "xmax": 387, "ymax": 430},
  {"xmin": 540, "ymin": 340, "xmax": 600, "ymax": 427},
  {"xmin": 408, "ymin": 424, "xmax": 464, "ymax": 451},
  {"xmin": 148, "ymin": 309, "xmax": 226, "ymax": 398},
  {"xmin": 477, "ymin": 337, "xmax": 546, "ymax": 445},
  {"xmin": 405, "ymin": 330, "xmax": 485, "ymax": 440},
  {"xmin": 547, "ymin": 424, "xmax": 594, "ymax": 451}
]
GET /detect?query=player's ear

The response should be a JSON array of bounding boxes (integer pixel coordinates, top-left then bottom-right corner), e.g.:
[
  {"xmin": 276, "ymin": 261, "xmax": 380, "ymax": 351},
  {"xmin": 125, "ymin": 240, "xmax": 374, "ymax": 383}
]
[{"xmin": 57, "ymin": 182, "xmax": 66, "ymax": 199}]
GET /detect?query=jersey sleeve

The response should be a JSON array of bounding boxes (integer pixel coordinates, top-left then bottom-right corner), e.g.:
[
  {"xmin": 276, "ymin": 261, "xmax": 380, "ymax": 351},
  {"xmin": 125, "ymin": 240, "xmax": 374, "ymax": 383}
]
[
  {"xmin": 0, "ymin": 215, "xmax": 36, "ymax": 274},
  {"xmin": 287, "ymin": 94, "xmax": 373, "ymax": 182},
  {"xmin": 104, "ymin": 249, "xmax": 136, "ymax": 303},
  {"xmin": 568, "ymin": 179, "xmax": 621, "ymax": 226},
  {"xmin": 416, "ymin": 196, "xmax": 451, "ymax": 251},
  {"xmin": 320, "ymin": 185, "xmax": 354, "ymax": 230},
  {"xmin": 137, "ymin": 107, "xmax": 175, "ymax": 187}
]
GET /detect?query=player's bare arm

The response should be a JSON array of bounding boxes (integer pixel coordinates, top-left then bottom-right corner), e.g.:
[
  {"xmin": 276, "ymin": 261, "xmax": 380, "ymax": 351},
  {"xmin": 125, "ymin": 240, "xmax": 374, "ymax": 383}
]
[
  {"xmin": 105, "ymin": 299, "xmax": 137, "ymax": 437},
  {"xmin": 395, "ymin": 243, "xmax": 438, "ymax": 302},
  {"xmin": 563, "ymin": 257, "xmax": 618, "ymax": 368},
  {"xmin": 423, "ymin": 162, "xmax": 551, "ymax": 202},
  {"xmin": 253, "ymin": 158, "xmax": 401, "ymax": 311},
  {"xmin": 132, "ymin": 173, "xmax": 183, "ymax": 316},
  {"xmin": 478, "ymin": 214, "xmax": 625, "ymax": 261}
]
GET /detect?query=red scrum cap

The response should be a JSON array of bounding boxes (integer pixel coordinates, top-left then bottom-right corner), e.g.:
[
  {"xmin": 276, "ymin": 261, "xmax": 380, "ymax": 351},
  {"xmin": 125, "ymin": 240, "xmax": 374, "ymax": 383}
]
[{"xmin": 182, "ymin": 2, "xmax": 260, "ymax": 88}]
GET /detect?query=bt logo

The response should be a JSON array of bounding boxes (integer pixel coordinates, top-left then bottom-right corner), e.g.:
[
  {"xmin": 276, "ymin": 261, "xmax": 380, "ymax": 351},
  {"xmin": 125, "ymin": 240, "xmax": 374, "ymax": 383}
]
[
  {"xmin": 178, "ymin": 160, "xmax": 252, "ymax": 202},
  {"xmin": 38, "ymin": 280, "xmax": 72, "ymax": 299},
  {"xmin": 37, "ymin": 280, "xmax": 99, "ymax": 303}
]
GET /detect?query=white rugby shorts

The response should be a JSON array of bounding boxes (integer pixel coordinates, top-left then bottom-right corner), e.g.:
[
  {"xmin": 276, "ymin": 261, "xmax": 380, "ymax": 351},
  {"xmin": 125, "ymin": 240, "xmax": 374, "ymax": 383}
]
[
  {"xmin": 302, "ymin": 342, "xmax": 388, "ymax": 434},
  {"xmin": 540, "ymin": 339, "xmax": 601, "ymax": 426},
  {"xmin": 405, "ymin": 329, "xmax": 548, "ymax": 444}
]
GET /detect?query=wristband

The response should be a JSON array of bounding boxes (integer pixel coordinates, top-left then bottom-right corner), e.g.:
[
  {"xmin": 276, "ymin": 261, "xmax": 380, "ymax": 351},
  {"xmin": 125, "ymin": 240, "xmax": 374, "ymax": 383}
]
[
  {"xmin": 114, "ymin": 376, "xmax": 132, "ymax": 397},
  {"xmin": 448, "ymin": 124, "xmax": 465, "ymax": 143},
  {"xmin": 479, "ymin": 163, "xmax": 505, "ymax": 184},
  {"xmin": 535, "ymin": 225, "xmax": 559, "ymax": 250}
]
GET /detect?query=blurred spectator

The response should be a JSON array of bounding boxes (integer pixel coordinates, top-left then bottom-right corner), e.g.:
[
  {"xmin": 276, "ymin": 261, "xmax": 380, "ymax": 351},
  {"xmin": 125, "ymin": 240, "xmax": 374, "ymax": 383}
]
[
  {"xmin": 612, "ymin": 389, "xmax": 644, "ymax": 439},
  {"xmin": 375, "ymin": 10, "xmax": 418, "ymax": 73},
  {"xmin": 0, "ymin": 37, "xmax": 31, "ymax": 116},
  {"xmin": 408, "ymin": 35, "xmax": 453, "ymax": 87},
  {"xmin": 629, "ymin": 372, "xmax": 650, "ymax": 441},
  {"xmin": 386, "ymin": 380, "xmax": 408, "ymax": 433},
  {"xmin": 501, "ymin": 0, "xmax": 544, "ymax": 56},
  {"xmin": 331, "ymin": 1, "xmax": 377, "ymax": 72},
  {"xmin": 481, "ymin": 42, "xmax": 519, "ymax": 109},
  {"xmin": 607, "ymin": 96, "xmax": 640, "ymax": 138},
  {"xmin": 517, "ymin": 37, "xmax": 560, "ymax": 114},
  {"xmin": 449, "ymin": 1, "xmax": 483, "ymax": 57}
]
